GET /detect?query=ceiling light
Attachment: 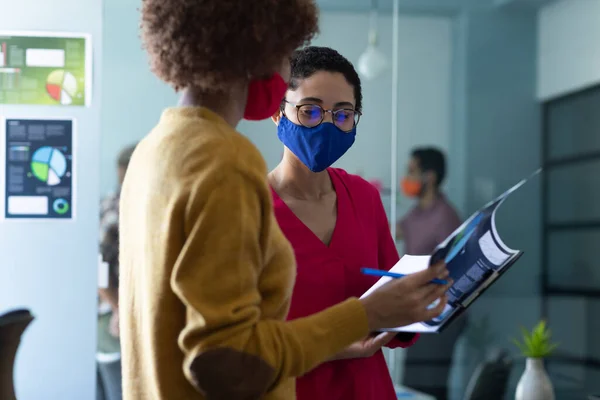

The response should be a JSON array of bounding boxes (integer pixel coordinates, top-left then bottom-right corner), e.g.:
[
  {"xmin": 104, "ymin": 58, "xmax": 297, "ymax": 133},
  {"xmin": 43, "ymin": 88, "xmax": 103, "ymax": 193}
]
[{"xmin": 358, "ymin": 31, "xmax": 388, "ymax": 80}]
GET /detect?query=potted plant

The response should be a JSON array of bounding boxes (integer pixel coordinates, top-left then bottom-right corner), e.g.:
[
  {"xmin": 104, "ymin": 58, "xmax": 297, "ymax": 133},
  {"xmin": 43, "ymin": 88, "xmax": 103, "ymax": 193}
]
[{"xmin": 512, "ymin": 320, "xmax": 559, "ymax": 400}]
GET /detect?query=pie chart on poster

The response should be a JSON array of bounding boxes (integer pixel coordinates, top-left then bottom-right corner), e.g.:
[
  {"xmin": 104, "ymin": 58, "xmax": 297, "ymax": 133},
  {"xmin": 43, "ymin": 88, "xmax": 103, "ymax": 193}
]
[
  {"xmin": 46, "ymin": 70, "xmax": 78, "ymax": 105},
  {"xmin": 31, "ymin": 146, "xmax": 68, "ymax": 186}
]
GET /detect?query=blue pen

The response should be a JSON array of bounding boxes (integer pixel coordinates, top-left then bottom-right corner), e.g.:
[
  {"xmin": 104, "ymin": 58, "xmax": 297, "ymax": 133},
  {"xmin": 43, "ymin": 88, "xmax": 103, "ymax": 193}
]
[{"xmin": 361, "ymin": 268, "xmax": 448, "ymax": 285}]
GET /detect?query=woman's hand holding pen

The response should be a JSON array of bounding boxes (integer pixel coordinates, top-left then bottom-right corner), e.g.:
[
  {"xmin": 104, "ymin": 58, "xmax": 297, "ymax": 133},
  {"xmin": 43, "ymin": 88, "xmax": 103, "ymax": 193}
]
[{"xmin": 359, "ymin": 261, "xmax": 452, "ymax": 331}]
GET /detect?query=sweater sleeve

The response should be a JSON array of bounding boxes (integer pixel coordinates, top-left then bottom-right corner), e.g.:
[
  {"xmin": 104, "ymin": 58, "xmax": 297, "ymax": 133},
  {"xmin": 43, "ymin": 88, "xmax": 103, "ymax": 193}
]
[
  {"xmin": 171, "ymin": 170, "xmax": 369, "ymax": 399},
  {"xmin": 373, "ymin": 187, "xmax": 420, "ymax": 349}
]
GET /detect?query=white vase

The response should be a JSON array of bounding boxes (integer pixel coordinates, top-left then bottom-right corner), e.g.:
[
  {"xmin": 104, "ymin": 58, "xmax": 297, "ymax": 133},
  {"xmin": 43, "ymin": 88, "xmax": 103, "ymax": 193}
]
[{"xmin": 515, "ymin": 358, "xmax": 555, "ymax": 400}]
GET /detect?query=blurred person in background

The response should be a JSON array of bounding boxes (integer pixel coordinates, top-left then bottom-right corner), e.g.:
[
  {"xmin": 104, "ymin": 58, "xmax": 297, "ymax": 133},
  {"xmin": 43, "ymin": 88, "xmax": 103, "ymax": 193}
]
[
  {"xmin": 96, "ymin": 143, "xmax": 136, "ymax": 400},
  {"xmin": 397, "ymin": 147, "xmax": 465, "ymax": 400},
  {"xmin": 396, "ymin": 147, "xmax": 461, "ymax": 254}
]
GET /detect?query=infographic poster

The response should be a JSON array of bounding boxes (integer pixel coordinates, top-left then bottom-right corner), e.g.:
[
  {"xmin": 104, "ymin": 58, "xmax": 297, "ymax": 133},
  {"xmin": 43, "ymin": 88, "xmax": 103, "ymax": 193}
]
[
  {"xmin": 2, "ymin": 118, "xmax": 75, "ymax": 220},
  {"xmin": 0, "ymin": 31, "xmax": 91, "ymax": 106}
]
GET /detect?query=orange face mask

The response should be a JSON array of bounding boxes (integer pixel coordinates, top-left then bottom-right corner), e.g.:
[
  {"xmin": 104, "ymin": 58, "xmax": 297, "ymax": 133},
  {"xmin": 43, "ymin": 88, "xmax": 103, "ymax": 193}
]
[{"xmin": 401, "ymin": 177, "xmax": 422, "ymax": 198}]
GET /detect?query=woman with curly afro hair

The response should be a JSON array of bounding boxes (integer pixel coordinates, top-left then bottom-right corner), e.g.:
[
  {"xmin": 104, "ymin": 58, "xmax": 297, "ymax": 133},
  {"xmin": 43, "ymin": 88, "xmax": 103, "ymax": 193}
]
[{"xmin": 118, "ymin": 1, "xmax": 450, "ymax": 399}]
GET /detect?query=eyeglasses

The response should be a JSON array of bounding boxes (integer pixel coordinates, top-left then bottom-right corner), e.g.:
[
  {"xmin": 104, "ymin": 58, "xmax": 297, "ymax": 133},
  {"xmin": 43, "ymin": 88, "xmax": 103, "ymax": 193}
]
[{"xmin": 283, "ymin": 100, "xmax": 361, "ymax": 132}]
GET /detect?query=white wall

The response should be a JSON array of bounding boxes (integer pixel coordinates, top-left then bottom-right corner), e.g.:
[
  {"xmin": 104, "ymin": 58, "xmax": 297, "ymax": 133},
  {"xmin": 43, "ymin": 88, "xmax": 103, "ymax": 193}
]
[
  {"xmin": 0, "ymin": 0, "xmax": 101, "ymax": 399},
  {"xmin": 537, "ymin": 0, "xmax": 600, "ymax": 100},
  {"xmin": 239, "ymin": 12, "xmax": 455, "ymax": 219},
  {"xmin": 101, "ymin": 0, "xmax": 178, "ymax": 196}
]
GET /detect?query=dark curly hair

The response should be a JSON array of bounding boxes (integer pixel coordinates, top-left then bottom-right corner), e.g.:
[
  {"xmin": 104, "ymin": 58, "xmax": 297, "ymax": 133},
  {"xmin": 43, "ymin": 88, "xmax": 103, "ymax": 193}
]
[
  {"xmin": 289, "ymin": 46, "xmax": 363, "ymax": 112},
  {"xmin": 140, "ymin": 0, "xmax": 319, "ymax": 92}
]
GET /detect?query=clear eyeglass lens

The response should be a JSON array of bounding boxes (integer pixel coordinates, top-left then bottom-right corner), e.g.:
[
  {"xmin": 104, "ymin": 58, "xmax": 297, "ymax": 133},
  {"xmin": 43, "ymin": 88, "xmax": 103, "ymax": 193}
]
[
  {"xmin": 297, "ymin": 105, "xmax": 323, "ymax": 128},
  {"xmin": 333, "ymin": 110, "xmax": 357, "ymax": 132},
  {"xmin": 297, "ymin": 104, "xmax": 358, "ymax": 131}
]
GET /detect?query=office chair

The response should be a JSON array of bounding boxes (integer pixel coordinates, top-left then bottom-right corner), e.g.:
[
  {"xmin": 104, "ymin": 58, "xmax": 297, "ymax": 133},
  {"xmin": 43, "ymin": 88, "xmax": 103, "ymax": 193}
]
[
  {"xmin": 0, "ymin": 309, "xmax": 34, "ymax": 400},
  {"xmin": 463, "ymin": 348, "xmax": 512, "ymax": 400}
]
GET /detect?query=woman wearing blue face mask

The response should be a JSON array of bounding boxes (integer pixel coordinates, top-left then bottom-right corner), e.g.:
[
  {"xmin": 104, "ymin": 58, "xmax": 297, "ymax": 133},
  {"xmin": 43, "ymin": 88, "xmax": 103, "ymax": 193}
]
[{"xmin": 269, "ymin": 47, "xmax": 439, "ymax": 400}]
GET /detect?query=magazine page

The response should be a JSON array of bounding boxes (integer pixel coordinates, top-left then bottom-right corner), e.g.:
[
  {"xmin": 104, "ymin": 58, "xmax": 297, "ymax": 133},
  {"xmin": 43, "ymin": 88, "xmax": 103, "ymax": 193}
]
[{"xmin": 361, "ymin": 169, "xmax": 540, "ymax": 333}]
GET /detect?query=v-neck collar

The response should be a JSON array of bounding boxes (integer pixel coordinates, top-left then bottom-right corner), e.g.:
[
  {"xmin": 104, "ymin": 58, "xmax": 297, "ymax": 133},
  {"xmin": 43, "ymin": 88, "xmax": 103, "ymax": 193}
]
[{"xmin": 271, "ymin": 168, "xmax": 344, "ymax": 250}]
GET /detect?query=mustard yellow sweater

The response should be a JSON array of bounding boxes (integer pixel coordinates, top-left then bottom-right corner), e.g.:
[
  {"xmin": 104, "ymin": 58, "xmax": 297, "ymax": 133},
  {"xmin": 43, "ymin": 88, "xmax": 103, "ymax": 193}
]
[{"xmin": 118, "ymin": 107, "xmax": 369, "ymax": 400}]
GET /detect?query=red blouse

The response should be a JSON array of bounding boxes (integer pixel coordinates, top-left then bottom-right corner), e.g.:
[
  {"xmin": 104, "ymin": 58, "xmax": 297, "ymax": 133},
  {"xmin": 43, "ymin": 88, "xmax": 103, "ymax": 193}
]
[{"xmin": 272, "ymin": 168, "xmax": 419, "ymax": 400}]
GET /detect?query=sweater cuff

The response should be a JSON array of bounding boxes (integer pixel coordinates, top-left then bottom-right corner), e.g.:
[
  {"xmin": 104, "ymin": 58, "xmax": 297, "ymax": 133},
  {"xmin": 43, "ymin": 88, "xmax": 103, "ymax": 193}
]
[{"xmin": 325, "ymin": 297, "xmax": 370, "ymax": 344}]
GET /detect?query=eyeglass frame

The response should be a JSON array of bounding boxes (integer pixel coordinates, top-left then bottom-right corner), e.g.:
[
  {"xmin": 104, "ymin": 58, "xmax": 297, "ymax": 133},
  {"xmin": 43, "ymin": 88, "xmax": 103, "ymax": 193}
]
[{"xmin": 281, "ymin": 100, "xmax": 362, "ymax": 132}]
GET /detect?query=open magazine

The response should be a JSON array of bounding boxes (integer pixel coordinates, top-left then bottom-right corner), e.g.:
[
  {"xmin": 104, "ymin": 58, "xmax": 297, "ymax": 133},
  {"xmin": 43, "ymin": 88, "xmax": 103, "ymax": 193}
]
[{"xmin": 361, "ymin": 169, "xmax": 541, "ymax": 333}]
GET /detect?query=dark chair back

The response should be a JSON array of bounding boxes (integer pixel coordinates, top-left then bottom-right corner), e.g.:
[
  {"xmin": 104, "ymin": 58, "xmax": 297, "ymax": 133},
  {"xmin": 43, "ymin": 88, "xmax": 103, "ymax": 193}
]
[
  {"xmin": 0, "ymin": 309, "xmax": 34, "ymax": 400},
  {"xmin": 463, "ymin": 348, "xmax": 513, "ymax": 400}
]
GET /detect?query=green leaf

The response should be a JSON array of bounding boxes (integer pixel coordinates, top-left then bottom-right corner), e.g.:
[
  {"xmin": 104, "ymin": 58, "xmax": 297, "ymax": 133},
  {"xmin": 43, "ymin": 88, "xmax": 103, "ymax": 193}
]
[
  {"xmin": 512, "ymin": 320, "xmax": 559, "ymax": 358},
  {"xmin": 534, "ymin": 320, "xmax": 546, "ymax": 337},
  {"xmin": 523, "ymin": 334, "xmax": 534, "ymax": 351}
]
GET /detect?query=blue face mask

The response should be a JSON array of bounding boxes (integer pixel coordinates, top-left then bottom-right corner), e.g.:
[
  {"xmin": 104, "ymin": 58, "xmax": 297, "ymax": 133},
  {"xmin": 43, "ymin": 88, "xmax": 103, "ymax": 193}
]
[{"xmin": 277, "ymin": 116, "xmax": 356, "ymax": 173}]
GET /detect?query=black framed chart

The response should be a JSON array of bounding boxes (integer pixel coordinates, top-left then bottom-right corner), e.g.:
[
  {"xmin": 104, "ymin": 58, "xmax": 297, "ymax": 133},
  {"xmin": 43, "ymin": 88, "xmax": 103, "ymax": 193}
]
[{"xmin": 2, "ymin": 117, "xmax": 75, "ymax": 220}]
